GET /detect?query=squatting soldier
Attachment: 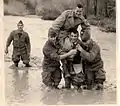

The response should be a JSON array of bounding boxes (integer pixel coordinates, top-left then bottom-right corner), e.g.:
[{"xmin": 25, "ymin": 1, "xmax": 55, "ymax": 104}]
[
  {"xmin": 48, "ymin": 4, "xmax": 90, "ymax": 88},
  {"xmin": 42, "ymin": 30, "xmax": 77, "ymax": 89},
  {"xmin": 77, "ymin": 30, "xmax": 106, "ymax": 90},
  {"xmin": 5, "ymin": 20, "xmax": 31, "ymax": 67}
]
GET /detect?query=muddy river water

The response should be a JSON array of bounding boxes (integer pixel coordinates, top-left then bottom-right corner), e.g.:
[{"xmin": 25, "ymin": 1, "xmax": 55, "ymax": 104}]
[{"xmin": 4, "ymin": 16, "xmax": 116, "ymax": 105}]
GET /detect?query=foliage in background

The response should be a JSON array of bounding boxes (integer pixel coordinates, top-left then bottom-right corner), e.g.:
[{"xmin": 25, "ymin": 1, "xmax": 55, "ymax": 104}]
[{"xmin": 4, "ymin": 0, "xmax": 116, "ymax": 32}]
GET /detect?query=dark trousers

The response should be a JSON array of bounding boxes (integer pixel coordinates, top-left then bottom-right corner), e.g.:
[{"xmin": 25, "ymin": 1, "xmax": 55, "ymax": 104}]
[{"xmin": 42, "ymin": 67, "xmax": 62, "ymax": 87}]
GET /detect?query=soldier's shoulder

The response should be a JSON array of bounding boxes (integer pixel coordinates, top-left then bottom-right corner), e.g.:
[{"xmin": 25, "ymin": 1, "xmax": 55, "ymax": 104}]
[
  {"xmin": 92, "ymin": 40, "xmax": 100, "ymax": 49},
  {"xmin": 63, "ymin": 10, "xmax": 72, "ymax": 14},
  {"xmin": 11, "ymin": 30, "xmax": 17, "ymax": 33},
  {"xmin": 9, "ymin": 30, "xmax": 18, "ymax": 36},
  {"xmin": 43, "ymin": 40, "xmax": 50, "ymax": 50},
  {"xmin": 23, "ymin": 31, "xmax": 29, "ymax": 36}
]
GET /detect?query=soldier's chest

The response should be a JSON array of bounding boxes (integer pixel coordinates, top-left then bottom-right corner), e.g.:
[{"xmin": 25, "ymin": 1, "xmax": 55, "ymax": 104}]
[
  {"xmin": 13, "ymin": 34, "xmax": 25, "ymax": 42},
  {"xmin": 64, "ymin": 17, "xmax": 82, "ymax": 28}
]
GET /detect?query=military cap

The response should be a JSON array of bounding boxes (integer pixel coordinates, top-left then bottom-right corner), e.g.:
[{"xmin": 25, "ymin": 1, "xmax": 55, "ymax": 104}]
[{"xmin": 18, "ymin": 20, "xmax": 24, "ymax": 25}]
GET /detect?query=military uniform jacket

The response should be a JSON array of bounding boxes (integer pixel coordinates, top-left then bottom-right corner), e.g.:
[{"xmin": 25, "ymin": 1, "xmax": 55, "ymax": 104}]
[
  {"xmin": 80, "ymin": 40, "xmax": 104, "ymax": 71},
  {"xmin": 6, "ymin": 30, "xmax": 31, "ymax": 54},
  {"xmin": 42, "ymin": 40, "xmax": 60, "ymax": 70},
  {"xmin": 51, "ymin": 10, "xmax": 90, "ymax": 37}
]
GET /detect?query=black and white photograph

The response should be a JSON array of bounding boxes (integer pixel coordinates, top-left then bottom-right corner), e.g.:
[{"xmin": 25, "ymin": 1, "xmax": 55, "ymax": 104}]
[{"xmin": 0, "ymin": 0, "xmax": 118, "ymax": 106}]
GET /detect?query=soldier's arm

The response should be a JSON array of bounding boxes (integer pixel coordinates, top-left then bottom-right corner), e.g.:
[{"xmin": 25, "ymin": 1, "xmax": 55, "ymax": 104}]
[
  {"xmin": 43, "ymin": 45, "xmax": 76, "ymax": 61},
  {"xmin": 51, "ymin": 10, "xmax": 68, "ymax": 36},
  {"xmin": 80, "ymin": 16, "xmax": 90, "ymax": 31},
  {"xmin": 79, "ymin": 44, "xmax": 100, "ymax": 62},
  {"xmin": 43, "ymin": 46, "xmax": 60, "ymax": 61},
  {"xmin": 25, "ymin": 33, "xmax": 31, "ymax": 54},
  {"xmin": 5, "ymin": 31, "xmax": 14, "ymax": 54},
  {"xmin": 6, "ymin": 31, "xmax": 14, "ymax": 48}
]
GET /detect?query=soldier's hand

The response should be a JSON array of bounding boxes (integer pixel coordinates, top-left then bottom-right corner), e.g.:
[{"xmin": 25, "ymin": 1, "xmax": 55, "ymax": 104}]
[
  {"xmin": 76, "ymin": 44, "xmax": 82, "ymax": 51},
  {"xmin": 5, "ymin": 48, "xmax": 8, "ymax": 54},
  {"xmin": 68, "ymin": 49, "xmax": 77, "ymax": 55}
]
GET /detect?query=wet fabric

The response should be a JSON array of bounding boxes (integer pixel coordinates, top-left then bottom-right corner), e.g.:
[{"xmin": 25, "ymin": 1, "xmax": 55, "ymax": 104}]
[
  {"xmin": 6, "ymin": 30, "xmax": 31, "ymax": 64},
  {"xmin": 86, "ymin": 68, "xmax": 106, "ymax": 83},
  {"xmin": 12, "ymin": 48, "xmax": 30, "ymax": 64},
  {"xmin": 42, "ymin": 40, "xmax": 60, "ymax": 68},
  {"xmin": 80, "ymin": 40, "xmax": 106, "ymax": 84},
  {"xmin": 63, "ymin": 71, "xmax": 85, "ymax": 88},
  {"xmin": 80, "ymin": 40, "xmax": 104, "ymax": 72},
  {"xmin": 72, "ymin": 71, "xmax": 85, "ymax": 87},
  {"xmin": 42, "ymin": 39, "xmax": 62, "ymax": 87},
  {"xmin": 42, "ymin": 67, "xmax": 62, "ymax": 87}
]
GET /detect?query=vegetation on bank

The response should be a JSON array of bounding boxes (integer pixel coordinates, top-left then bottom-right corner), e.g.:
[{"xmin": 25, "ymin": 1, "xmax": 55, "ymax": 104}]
[{"xmin": 4, "ymin": 0, "xmax": 116, "ymax": 32}]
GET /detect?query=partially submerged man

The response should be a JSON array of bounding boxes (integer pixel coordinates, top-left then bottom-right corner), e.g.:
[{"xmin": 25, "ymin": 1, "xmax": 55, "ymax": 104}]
[
  {"xmin": 77, "ymin": 30, "xmax": 106, "ymax": 90},
  {"xmin": 5, "ymin": 20, "xmax": 31, "ymax": 67},
  {"xmin": 42, "ymin": 30, "xmax": 77, "ymax": 89}
]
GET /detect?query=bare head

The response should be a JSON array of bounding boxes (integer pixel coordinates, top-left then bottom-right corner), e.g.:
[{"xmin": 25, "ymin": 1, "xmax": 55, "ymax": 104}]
[
  {"xmin": 74, "ymin": 4, "xmax": 83, "ymax": 18},
  {"xmin": 48, "ymin": 29, "xmax": 57, "ymax": 45},
  {"xmin": 80, "ymin": 30, "xmax": 91, "ymax": 42},
  {"xmin": 70, "ymin": 30, "xmax": 79, "ymax": 43}
]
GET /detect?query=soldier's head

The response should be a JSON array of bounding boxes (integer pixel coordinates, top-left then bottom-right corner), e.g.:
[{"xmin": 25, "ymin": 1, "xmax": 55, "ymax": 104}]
[
  {"xmin": 80, "ymin": 30, "xmax": 91, "ymax": 42},
  {"xmin": 70, "ymin": 30, "xmax": 79, "ymax": 43},
  {"xmin": 48, "ymin": 29, "xmax": 57, "ymax": 45},
  {"xmin": 17, "ymin": 20, "xmax": 24, "ymax": 31},
  {"xmin": 74, "ymin": 4, "xmax": 83, "ymax": 18}
]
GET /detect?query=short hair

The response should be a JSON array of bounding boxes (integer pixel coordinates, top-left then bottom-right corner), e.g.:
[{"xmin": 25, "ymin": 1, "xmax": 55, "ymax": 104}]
[
  {"xmin": 71, "ymin": 29, "xmax": 79, "ymax": 37},
  {"xmin": 77, "ymin": 4, "xmax": 83, "ymax": 8},
  {"xmin": 48, "ymin": 28, "xmax": 57, "ymax": 38},
  {"xmin": 82, "ymin": 30, "xmax": 91, "ymax": 41}
]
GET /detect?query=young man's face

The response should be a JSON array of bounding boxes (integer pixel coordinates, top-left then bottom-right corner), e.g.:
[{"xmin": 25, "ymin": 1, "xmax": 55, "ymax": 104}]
[
  {"xmin": 74, "ymin": 7, "xmax": 83, "ymax": 18},
  {"xmin": 17, "ymin": 23, "xmax": 24, "ymax": 31},
  {"xmin": 49, "ymin": 37, "xmax": 57, "ymax": 45},
  {"xmin": 70, "ymin": 32, "xmax": 78, "ymax": 43},
  {"xmin": 80, "ymin": 31, "xmax": 90, "ymax": 42}
]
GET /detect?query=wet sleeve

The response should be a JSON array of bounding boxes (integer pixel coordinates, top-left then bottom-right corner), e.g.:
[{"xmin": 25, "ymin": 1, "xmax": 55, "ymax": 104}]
[
  {"xmin": 52, "ymin": 11, "xmax": 68, "ymax": 35},
  {"xmin": 6, "ymin": 31, "xmax": 14, "ymax": 47},
  {"xmin": 50, "ymin": 52, "xmax": 60, "ymax": 61},
  {"xmin": 25, "ymin": 33, "xmax": 31, "ymax": 54},
  {"xmin": 80, "ymin": 44, "xmax": 99, "ymax": 62},
  {"xmin": 43, "ymin": 46, "xmax": 60, "ymax": 61}
]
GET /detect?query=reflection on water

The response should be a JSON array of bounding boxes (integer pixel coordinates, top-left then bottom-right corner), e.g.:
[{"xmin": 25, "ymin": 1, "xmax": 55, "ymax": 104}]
[
  {"xmin": 5, "ymin": 63, "xmax": 116, "ymax": 105},
  {"xmin": 12, "ymin": 67, "xmax": 29, "ymax": 103},
  {"xmin": 40, "ymin": 88, "xmax": 116, "ymax": 105}
]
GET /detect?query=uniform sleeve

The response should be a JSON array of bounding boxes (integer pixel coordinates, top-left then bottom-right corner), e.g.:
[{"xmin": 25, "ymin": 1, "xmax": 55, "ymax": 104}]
[
  {"xmin": 6, "ymin": 31, "xmax": 14, "ymax": 47},
  {"xmin": 43, "ymin": 44, "xmax": 60, "ymax": 61},
  {"xmin": 25, "ymin": 33, "xmax": 31, "ymax": 54},
  {"xmin": 52, "ymin": 10, "xmax": 68, "ymax": 35},
  {"xmin": 80, "ymin": 16, "xmax": 90, "ymax": 31},
  {"xmin": 50, "ymin": 52, "xmax": 60, "ymax": 61},
  {"xmin": 80, "ymin": 43, "xmax": 100, "ymax": 62}
]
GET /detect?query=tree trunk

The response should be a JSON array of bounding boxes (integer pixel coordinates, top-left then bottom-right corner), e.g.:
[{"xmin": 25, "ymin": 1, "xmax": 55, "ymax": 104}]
[
  {"xmin": 86, "ymin": 0, "xmax": 89, "ymax": 18},
  {"xmin": 105, "ymin": 0, "xmax": 109, "ymax": 17},
  {"xmin": 94, "ymin": 0, "xmax": 97, "ymax": 16}
]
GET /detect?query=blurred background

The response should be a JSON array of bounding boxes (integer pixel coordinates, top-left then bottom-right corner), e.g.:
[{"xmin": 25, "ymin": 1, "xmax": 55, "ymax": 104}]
[{"xmin": 4, "ymin": 0, "xmax": 116, "ymax": 32}]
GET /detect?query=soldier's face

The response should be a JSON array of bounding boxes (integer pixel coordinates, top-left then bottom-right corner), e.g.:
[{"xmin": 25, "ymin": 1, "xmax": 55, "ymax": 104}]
[
  {"xmin": 75, "ymin": 7, "xmax": 83, "ymax": 17},
  {"xmin": 17, "ymin": 24, "xmax": 24, "ymax": 31},
  {"xmin": 70, "ymin": 32, "xmax": 78, "ymax": 43},
  {"xmin": 49, "ymin": 37, "xmax": 57, "ymax": 45},
  {"xmin": 80, "ymin": 33, "xmax": 90, "ymax": 42}
]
